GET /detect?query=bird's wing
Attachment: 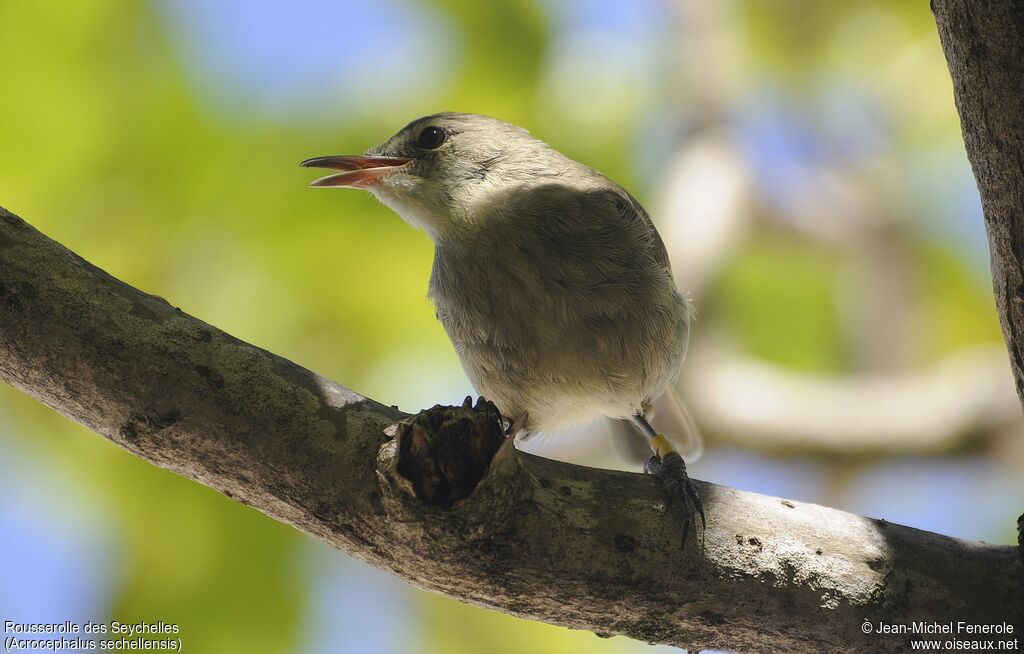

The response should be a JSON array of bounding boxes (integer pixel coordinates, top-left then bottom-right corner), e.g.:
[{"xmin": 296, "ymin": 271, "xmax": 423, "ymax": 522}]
[
  {"xmin": 608, "ymin": 387, "xmax": 705, "ymax": 465},
  {"xmin": 618, "ymin": 190, "xmax": 673, "ymax": 272}
]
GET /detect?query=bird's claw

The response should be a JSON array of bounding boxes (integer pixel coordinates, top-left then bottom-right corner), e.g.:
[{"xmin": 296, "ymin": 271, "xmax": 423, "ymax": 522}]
[
  {"xmin": 646, "ymin": 451, "xmax": 705, "ymax": 547},
  {"xmin": 506, "ymin": 411, "xmax": 529, "ymax": 441}
]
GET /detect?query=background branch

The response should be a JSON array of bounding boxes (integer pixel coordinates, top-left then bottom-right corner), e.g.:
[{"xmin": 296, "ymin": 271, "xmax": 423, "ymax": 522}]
[{"xmin": 1, "ymin": 206, "xmax": 1019, "ymax": 653}]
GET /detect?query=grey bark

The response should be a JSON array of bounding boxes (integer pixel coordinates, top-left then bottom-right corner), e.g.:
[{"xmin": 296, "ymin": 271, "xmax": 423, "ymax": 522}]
[
  {"xmin": 0, "ymin": 207, "xmax": 1019, "ymax": 653},
  {"xmin": 934, "ymin": 4, "xmax": 1024, "ymax": 637},
  {"xmin": 934, "ymin": 0, "xmax": 1024, "ymax": 406}
]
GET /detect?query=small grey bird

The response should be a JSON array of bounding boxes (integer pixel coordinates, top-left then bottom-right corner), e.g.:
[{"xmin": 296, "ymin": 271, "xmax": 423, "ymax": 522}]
[{"xmin": 303, "ymin": 112, "xmax": 703, "ymax": 540}]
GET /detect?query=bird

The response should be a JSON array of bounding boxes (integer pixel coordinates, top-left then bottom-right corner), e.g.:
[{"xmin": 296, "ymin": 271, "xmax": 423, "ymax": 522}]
[{"xmin": 302, "ymin": 112, "xmax": 704, "ymax": 542}]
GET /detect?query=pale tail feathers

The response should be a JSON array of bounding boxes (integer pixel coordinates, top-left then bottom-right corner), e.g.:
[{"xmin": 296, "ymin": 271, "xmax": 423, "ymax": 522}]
[
  {"xmin": 608, "ymin": 388, "xmax": 704, "ymax": 466},
  {"xmin": 652, "ymin": 387, "xmax": 704, "ymax": 462}
]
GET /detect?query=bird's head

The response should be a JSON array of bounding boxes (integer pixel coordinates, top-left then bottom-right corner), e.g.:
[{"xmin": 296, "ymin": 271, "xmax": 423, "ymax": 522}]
[{"xmin": 302, "ymin": 112, "xmax": 570, "ymax": 239}]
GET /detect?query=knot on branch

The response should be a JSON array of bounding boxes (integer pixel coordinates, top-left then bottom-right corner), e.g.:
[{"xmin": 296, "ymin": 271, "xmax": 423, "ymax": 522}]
[{"xmin": 385, "ymin": 396, "xmax": 507, "ymax": 508}]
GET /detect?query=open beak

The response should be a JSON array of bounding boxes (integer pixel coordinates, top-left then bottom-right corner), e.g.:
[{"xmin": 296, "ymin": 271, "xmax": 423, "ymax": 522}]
[{"xmin": 300, "ymin": 155, "xmax": 412, "ymax": 188}]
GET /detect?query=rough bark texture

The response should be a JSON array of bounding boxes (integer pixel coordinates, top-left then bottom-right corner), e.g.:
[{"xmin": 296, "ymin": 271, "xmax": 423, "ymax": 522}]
[
  {"xmin": 935, "ymin": 5, "xmax": 1024, "ymax": 636},
  {"xmin": 1, "ymin": 207, "xmax": 1020, "ymax": 652},
  {"xmin": 934, "ymin": 0, "xmax": 1024, "ymax": 406}
]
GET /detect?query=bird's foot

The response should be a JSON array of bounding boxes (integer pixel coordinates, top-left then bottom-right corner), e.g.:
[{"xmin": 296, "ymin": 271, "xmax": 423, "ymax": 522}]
[
  {"xmin": 645, "ymin": 439, "xmax": 705, "ymax": 547},
  {"xmin": 506, "ymin": 411, "xmax": 530, "ymax": 442}
]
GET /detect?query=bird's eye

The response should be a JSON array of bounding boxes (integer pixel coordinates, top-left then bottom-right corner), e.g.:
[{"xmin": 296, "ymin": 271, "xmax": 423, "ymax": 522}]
[{"xmin": 416, "ymin": 126, "xmax": 447, "ymax": 150}]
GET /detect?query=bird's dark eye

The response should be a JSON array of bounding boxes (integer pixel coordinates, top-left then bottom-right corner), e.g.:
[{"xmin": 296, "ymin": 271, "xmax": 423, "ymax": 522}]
[{"xmin": 416, "ymin": 126, "xmax": 447, "ymax": 150}]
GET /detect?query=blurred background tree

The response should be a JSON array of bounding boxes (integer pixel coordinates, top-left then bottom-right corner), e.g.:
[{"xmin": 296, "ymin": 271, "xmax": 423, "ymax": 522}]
[{"xmin": 1, "ymin": 1, "xmax": 1020, "ymax": 653}]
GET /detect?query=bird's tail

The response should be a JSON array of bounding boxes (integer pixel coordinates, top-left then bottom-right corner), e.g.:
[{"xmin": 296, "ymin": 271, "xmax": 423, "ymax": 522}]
[{"xmin": 609, "ymin": 387, "xmax": 704, "ymax": 466}]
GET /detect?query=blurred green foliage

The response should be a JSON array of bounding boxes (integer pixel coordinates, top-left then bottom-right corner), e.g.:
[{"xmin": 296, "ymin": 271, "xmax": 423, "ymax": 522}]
[{"xmin": 715, "ymin": 233, "xmax": 847, "ymax": 372}]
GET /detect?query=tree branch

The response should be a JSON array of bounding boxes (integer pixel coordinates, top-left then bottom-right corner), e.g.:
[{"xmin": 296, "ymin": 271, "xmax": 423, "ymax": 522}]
[
  {"xmin": 685, "ymin": 341, "xmax": 1020, "ymax": 456},
  {"xmin": 1, "ymin": 207, "xmax": 1019, "ymax": 652},
  {"xmin": 934, "ymin": 0, "xmax": 1024, "ymax": 407}
]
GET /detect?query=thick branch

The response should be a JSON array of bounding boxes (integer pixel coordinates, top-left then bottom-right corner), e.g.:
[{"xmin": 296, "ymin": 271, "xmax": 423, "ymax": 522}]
[
  {"xmin": 0, "ymin": 207, "xmax": 1018, "ymax": 653},
  {"xmin": 934, "ymin": 1, "xmax": 1024, "ymax": 407}
]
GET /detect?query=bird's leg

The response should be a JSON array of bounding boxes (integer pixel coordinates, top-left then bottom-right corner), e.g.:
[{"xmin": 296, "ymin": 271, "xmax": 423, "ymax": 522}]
[
  {"xmin": 507, "ymin": 411, "xmax": 531, "ymax": 443},
  {"xmin": 631, "ymin": 412, "xmax": 705, "ymax": 546}
]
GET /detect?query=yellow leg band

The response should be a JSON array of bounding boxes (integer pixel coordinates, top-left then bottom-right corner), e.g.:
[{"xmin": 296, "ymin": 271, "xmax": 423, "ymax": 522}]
[{"xmin": 650, "ymin": 434, "xmax": 677, "ymax": 459}]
